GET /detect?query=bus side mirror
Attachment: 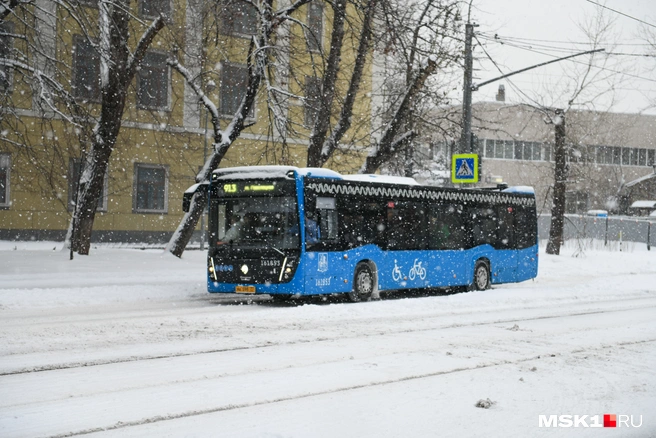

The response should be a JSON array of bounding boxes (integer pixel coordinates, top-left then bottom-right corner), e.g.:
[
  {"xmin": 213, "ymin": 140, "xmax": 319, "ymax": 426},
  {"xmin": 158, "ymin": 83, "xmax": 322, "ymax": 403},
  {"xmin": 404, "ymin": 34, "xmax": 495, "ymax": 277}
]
[{"xmin": 182, "ymin": 183, "xmax": 208, "ymax": 212}]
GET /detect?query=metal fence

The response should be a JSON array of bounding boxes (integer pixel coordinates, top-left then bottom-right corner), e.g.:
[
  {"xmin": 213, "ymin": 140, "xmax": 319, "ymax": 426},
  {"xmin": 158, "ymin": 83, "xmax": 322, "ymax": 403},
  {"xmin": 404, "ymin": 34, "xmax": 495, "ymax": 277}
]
[{"xmin": 538, "ymin": 214, "xmax": 655, "ymax": 250}]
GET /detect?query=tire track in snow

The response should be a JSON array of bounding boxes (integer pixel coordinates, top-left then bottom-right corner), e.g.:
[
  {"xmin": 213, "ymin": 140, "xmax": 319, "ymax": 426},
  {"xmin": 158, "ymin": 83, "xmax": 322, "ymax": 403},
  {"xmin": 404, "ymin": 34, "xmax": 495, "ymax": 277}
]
[
  {"xmin": 3, "ymin": 297, "xmax": 656, "ymax": 376},
  {"xmin": 48, "ymin": 338, "xmax": 656, "ymax": 438}
]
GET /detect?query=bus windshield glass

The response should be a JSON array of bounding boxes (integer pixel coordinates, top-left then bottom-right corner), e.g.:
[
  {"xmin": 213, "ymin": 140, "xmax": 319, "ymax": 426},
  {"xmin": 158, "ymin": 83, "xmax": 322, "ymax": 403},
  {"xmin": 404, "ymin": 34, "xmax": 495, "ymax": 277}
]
[{"xmin": 213, "ymin": 180, "xmax": 300, "ymax": 250}]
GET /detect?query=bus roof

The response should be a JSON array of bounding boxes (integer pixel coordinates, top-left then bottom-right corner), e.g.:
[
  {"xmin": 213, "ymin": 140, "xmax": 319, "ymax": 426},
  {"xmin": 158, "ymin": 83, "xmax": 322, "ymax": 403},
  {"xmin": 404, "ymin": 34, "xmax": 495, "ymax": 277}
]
[
  {"xmin": 342, "ymin": 174, "xmax": 419, "ymax": 185},
  {"xmin": 502, "ymin": 186, "xmax": 535, "ymax": 194},
  {"xmin": 210, "ymin": 167, "xmax": 534, "ymax": 197},
  {"xmin": 212, "ymin": 166, "xmax": 342, "ymax": 180}
]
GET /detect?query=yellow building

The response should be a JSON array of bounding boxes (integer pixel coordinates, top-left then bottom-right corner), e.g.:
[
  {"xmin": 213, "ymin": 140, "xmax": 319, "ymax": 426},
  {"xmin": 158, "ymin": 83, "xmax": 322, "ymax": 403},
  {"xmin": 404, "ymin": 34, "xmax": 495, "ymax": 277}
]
[{"xmin": 0, "ymin": 0, "xmax": 373, "ymax": 243}]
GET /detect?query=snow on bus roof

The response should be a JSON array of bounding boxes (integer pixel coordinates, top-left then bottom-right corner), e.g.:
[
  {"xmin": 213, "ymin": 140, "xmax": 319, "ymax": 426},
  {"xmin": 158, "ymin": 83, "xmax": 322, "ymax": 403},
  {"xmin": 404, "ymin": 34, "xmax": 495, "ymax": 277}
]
[
  {"xmin": 342, "ymin": 174, "xmax": 420, "ymax": 185},
  {"xmin": 630, "ymin": 200, "xmax": 656, "ymax": 209},
  {"xmin": 502, "ymin": 186, "xmax": 535, "ymax": 194},
  {"xmin": 297, "ymin": 168, "xmax": 343, "ymax": 178},
  {"xmin": 212, "ymin": 166, "xmax": 342, "ymax": 180}
]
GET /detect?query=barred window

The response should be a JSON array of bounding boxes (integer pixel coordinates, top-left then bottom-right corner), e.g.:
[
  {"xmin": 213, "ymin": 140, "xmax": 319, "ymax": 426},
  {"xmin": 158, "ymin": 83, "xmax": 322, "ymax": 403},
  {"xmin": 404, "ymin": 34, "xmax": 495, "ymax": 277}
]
[
  {"xmin": 0, "ymin": 22, "xmax": 14, "ymax": 90},
  {"xmin": 133, "ymin": 164, "xmax": 168, "ymax": 213},
  {"xmin": 220, "ymin": 63, "xmax": 253, "ymax": 117},
  {"xmin": 0, "ymin": 153, "xmax": 9, "ymax": 207},
  {"xmin": 307, "ymin": 2, "xmax": 324, "ymax": 52},
  {"xmin": 220, "ymin": 0, "xmax": 258, "ymax": 36},
  {"xmin": 72, "ymin": 36, "xmax": 100, "ymax": 101},
  {"xmin": 304, "ymin": 76, "xmax": 322, "ymax": 127},
  {"xmin": 137, "ymin": 51, "xmax": 169, "ymax": 110}
]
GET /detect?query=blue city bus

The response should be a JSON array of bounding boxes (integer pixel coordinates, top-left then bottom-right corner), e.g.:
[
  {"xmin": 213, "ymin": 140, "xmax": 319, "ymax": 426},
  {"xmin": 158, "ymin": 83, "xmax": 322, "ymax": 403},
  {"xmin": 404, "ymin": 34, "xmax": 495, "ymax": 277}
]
[{"xmin": 183, "ymin": 166, "xmax": 538, "ymax": 301}]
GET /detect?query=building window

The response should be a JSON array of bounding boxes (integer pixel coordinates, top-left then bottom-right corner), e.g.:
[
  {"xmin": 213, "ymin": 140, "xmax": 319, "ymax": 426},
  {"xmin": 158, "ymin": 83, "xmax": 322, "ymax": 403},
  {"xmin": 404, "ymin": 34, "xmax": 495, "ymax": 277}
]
[
  {"xmin": 0, "ymin": 22, "xmax": 14, "ymax": 91},
  {"xmin": 648, "ymin": 149, "xmax": 655, "ymax": 166},
  {"xmin": 133, "ymin": 163, "xmax": 168, "ymax": 213},
  {"xmin": 612, "ymin": 147, "xmax": 621, "ymax": 165},
  {"xmin": 513, "ymin": 142, "xmax": 524, "ymax": 160},
  {"xmin": 0, "ymin": 153, "xmax": 10, "ymax": 208},
  {"xmin": 565, "ymin": 191, "xmax": 588, "ymax": 214},
  {"xmin": 307, "ymin": 1, "xmax": 323, "ymax": 52},
  {"xmin": 72, "ymin": 35, "xmax": 100, "ymax": 101},
  {"xmin": 304, "ymin": 76, "xmax": 322, "ymax": 127},
  {"xmin": 484, "ymin": 139, "xmax": 494, "ymax": 158},
  {"xmin": 543, "ymin": 144, "xmax": 552, "ymax": 162},
  {"xmin": 68, "ymin": 158, "xmax": 107, "ymax": 212},
  {"xmin": 220, "ymin": 0, "xmax": 258, "ymax": 36},
  {"xmin": 139, "ymin": 0, "xmax": 171, "ymax": 19},
  {"xmin": 220, "ymin": 63, "xmax": 253, "ymax": 117},
  {"xmin": 137, "ymin": 51, "xmax": 169, "ymax": 110}
]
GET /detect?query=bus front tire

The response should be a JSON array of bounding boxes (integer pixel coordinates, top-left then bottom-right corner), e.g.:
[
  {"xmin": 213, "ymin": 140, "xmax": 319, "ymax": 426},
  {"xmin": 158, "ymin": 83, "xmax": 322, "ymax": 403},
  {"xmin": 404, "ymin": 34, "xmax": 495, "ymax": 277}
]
[
  {"xmin": 471, "ymin": 260, "xmax": 490, "ymax": 291},
  {"xmin": 348, "ymin": 264, "xmax": 374, "ymax": 302}
]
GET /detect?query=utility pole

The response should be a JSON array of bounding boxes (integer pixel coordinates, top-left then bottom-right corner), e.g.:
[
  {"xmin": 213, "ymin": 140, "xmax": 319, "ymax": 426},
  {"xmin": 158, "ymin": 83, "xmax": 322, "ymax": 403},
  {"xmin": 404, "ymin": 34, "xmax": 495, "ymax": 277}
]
[
  {"xmin": 546, "ymin": 109, "xmax": 567, "ymax": 255},
  {"xmin": 460, "ymin": 22, "xmax": 476, "ymax": 154}
]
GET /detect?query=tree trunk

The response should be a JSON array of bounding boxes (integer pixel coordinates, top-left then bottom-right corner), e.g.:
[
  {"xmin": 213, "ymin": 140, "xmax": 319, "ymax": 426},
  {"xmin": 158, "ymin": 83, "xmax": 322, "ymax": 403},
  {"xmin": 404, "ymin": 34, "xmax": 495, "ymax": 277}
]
[
  {"xmin": 71, "ymin": 146, "xmax": 113, "ymax": 255},
  {"xmin": 546, "ymin": 110, "xmax": 567, "ymax": 255},
  {"xmin": 69, "ymin": 3, "xmax": 164, "ymax": 256},
  {"xmin": 306, "ymin": 0, "xmax": 346, "ymax": 167},
  {"xmin": 360, "ymin": 58, "xmax": 436, "ymax": 174},
  {"xmin": 313, "ymin": 0, "xmax": 378, "ymax": 168},
  {"xmin": 166, "ymin": 189, "xmax": 208, "ymax": 257}
]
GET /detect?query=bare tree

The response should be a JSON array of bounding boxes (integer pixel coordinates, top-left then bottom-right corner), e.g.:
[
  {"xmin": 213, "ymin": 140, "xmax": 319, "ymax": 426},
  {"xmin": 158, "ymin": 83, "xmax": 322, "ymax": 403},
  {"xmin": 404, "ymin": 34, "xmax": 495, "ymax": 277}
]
[
  {"xmin": 70, "ymin": 2, "xmax": 165, "ymax": 255},
  {"xmin": 364, "ymin": 0, "xmax": 461, "ymax": 176},
  {"xmin": 1, "ymin": 1, "xmax": 166, "ymax": 256},
  {"xmin": 165, "ymin": 0, "xmax": 461, "ymax": 256},
  {"xmin": 305, "ymin": 0, "xmax": 376, "ymax": 168},
  {"xmin": 347, "ymin": 0, "xmax": 461, "ymax": 174},
  {"xmin": 165, "ymin": 0, "xmax": 313, "ymax": 257}
]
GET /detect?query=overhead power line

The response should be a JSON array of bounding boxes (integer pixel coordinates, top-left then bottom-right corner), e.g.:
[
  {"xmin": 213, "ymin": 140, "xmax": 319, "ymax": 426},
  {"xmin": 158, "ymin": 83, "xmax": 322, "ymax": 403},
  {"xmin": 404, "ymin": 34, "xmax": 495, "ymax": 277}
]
[
  {"xmin": 479, "ymin": 37, "xmax": 656, "ymax": 84},
  {"xmin": 585, "ymin": 0, "xmax": 656, "ymax": 29},
  {"xmin": 477, "ymin": 32, "xmax": 654, "ymax": 47},
  {"xmin": 478, "ymin": 34, "xmax": 656, "ymax": 59},
  {"xmin": 473, "ymin": 35, "xmax": 544, "ymax": 108}
]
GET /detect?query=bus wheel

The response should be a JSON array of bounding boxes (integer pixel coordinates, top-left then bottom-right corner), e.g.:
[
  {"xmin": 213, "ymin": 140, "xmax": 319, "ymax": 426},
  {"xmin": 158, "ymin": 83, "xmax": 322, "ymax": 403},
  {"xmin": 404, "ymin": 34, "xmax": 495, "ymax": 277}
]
[
  {"xmin": 472, "ymin": 260, "xmax": 490, "ymax": 291},
  {"xmin": 348, "ymin": 264, "xmax": 374, "ymax": 302}
]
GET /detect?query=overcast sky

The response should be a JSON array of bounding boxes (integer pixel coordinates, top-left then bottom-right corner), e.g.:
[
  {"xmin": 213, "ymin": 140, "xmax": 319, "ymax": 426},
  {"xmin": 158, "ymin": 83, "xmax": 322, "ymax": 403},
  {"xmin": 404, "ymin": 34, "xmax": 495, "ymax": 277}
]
[{"xmin": 462, "ymin": 0, "xmax": 656, "ymax": 114}]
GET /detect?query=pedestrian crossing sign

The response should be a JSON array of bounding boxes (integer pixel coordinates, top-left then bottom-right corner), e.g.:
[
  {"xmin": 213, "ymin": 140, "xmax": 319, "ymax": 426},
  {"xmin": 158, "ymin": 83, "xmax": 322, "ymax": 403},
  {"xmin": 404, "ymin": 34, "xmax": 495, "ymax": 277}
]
[{"xmin": 451, "ymin": 154, "xmax": 479, "ymax": 183}]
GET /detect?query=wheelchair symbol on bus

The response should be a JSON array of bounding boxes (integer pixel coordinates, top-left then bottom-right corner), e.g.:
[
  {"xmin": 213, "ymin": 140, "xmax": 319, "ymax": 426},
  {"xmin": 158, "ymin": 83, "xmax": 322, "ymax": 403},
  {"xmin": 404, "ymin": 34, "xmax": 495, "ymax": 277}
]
[
  {"xmin": 392, "ymin": 259, "xmax": 426, "ymax": 282},
  {"xmin": 392, "ymin": 260, "xmax": 403, "ymax": 281}
]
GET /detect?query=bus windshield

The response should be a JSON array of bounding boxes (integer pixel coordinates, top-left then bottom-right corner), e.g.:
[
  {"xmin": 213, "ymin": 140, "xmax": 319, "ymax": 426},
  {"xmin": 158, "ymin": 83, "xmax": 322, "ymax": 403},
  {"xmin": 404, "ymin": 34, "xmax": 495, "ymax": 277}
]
[{"xmin": 214, "ymin": 187, "xmax": 300, "ymax": 250}]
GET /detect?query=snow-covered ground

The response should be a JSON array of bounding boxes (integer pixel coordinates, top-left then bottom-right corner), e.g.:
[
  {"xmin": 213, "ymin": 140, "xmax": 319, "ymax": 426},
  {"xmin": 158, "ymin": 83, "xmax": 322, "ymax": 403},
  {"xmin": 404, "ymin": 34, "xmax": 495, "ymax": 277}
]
[{"xmin": 0, "ymin": 241, "xmax": 655, "ymax": 437}]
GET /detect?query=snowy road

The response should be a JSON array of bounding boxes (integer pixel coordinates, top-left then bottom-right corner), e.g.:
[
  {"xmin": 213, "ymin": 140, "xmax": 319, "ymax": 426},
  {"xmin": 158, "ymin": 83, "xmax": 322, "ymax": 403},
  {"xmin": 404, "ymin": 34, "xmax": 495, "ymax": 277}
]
[{"xmin": 1, "ymin": 243, "xmax": 655, "ymax": 437}]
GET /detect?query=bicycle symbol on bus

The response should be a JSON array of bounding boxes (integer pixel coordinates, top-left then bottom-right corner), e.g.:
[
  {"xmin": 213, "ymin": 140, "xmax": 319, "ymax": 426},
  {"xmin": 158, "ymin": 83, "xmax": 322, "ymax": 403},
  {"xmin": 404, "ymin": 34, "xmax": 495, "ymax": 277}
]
[{"xmin": 392, "ymin": 259, "xmax": 427, "ymax": 282}]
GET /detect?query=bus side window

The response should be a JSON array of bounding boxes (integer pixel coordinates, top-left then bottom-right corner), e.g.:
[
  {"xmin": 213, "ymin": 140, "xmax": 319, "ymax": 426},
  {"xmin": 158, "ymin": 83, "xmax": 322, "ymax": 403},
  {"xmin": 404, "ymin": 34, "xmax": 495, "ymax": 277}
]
[
  {"xmin": 514, "ymin": 207, "xmax": 537, "ymax": 248},
  {"xmin": 429, "ymin": 204, "xmax": 468, "ymax": 250},
  {"xmin": 470, "ymin": 207, "xmax": 498, "ymax": 247},
  {"xmin": 318, "ymin": 209, "xmax": 338, "ymax": 240},
  {"xmin": 385, "ymin": 202, "xmax": 427, "ymax": 250},
  {"xmin": 496, "ymin": 206, "xmax": 515, "ymax": 249}
]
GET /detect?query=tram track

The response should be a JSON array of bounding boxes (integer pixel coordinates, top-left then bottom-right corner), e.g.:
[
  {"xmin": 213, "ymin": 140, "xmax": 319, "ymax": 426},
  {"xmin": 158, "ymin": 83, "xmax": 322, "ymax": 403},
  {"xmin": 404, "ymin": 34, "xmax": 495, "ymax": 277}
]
[
  {"xmin": 46, "ymin": 337, "xmax": 656, "ymax": 438},
  {"xmin": 2, "ymin": 295, "xmax": 655, "ymax": 377}
]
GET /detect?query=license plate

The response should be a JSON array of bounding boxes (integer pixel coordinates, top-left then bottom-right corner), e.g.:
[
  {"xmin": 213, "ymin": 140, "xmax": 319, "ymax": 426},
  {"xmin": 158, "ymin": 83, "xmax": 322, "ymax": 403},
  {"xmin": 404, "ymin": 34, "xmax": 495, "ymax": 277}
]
[{"xmin": 235, "ymin": 285, "xmax": 256, "ymax": 293}]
